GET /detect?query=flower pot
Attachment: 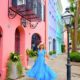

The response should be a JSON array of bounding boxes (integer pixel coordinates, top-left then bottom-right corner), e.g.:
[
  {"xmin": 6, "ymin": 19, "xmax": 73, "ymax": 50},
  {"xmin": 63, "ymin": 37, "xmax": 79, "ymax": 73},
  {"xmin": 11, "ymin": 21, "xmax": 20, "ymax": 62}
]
[{"xmin": 9, "ymin": 62, "xmax": 18, "ymax": 79}]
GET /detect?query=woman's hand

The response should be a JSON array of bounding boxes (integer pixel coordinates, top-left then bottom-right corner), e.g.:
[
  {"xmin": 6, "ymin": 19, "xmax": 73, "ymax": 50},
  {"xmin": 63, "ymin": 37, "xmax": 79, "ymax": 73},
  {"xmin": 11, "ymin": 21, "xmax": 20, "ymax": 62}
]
[
  {"xmin": 45, "ymin": 54, "xmax": 50, "ymax": 64},
  {"xmin": 45, "ymin": 54, "xmax": 50, "ymax": 60}
]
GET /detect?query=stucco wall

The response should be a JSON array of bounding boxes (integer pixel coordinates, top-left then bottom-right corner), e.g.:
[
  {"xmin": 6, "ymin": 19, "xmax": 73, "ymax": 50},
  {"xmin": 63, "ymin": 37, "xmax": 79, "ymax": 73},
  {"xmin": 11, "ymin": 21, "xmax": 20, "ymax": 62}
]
[
  {"xmin": 0, "ymin": 0, "xmax": 47, "ymax": 79},
  {"xmin": 48, "ymin": 0, "xmax": 57, "ymax": 52}
]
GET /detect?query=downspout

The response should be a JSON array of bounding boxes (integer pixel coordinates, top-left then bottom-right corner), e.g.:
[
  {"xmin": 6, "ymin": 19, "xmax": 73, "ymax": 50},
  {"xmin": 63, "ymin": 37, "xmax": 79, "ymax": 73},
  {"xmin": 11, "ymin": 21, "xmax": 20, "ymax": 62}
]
[
  {"xmin": 45, "ymin": 0, "xmax": 46, "ymax": 49},
  {"xmin": 42, "ymin": 0, "xmax": 47, "ymax": 49},
  {"xmin": 45, "ymin": 0, "xmax": 48, "ymax": 50}
]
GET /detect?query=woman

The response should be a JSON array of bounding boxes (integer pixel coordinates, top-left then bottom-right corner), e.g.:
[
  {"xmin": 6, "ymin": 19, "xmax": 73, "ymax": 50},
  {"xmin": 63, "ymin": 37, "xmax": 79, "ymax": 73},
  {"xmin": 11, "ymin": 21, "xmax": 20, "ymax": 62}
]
[{"xmin": 26, "ymin": 43, "xmax": 57, "ymax": 80}]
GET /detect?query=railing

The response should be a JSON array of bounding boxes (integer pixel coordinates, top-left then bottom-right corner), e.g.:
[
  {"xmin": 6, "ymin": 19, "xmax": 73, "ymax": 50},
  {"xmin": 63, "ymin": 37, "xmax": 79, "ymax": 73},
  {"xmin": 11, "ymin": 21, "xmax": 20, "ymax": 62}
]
[{"xmin": 8, "ymin": 0, "xmax": 42, "ymax": 21}]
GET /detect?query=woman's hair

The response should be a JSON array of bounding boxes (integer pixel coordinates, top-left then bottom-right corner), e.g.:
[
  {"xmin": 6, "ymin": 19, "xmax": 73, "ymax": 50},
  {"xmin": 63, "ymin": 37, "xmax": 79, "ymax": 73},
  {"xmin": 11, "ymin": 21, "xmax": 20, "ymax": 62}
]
[{"xmin": 38, "ymin": 43, "xmax": 45, "ymax": 50}]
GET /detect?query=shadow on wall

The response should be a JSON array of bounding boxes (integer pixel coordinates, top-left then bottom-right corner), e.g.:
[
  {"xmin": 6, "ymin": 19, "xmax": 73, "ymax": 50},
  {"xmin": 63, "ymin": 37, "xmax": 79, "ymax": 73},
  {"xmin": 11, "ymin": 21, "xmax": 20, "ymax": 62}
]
[{"xmin": 0, "ymin": 26, "xmax": 3, "ymax": 78}]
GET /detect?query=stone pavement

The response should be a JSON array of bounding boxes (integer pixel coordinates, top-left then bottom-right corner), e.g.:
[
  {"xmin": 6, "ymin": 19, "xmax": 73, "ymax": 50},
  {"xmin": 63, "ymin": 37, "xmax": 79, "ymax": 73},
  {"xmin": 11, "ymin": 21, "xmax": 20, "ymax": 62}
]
[{"xmin": 17, "ymin": 53, "xmax": 80, "ymax": 80}]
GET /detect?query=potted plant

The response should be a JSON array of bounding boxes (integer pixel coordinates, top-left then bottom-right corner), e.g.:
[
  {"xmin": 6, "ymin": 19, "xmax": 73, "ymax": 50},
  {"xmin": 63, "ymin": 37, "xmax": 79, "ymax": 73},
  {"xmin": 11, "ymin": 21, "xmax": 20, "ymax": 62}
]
[
  {"xmin": 49, "ymin": 50, "xmax": 56, "ymax": 55},
  {"xmin": 6, "ymin": 52, "xmax": 23, "ymax": 80}
]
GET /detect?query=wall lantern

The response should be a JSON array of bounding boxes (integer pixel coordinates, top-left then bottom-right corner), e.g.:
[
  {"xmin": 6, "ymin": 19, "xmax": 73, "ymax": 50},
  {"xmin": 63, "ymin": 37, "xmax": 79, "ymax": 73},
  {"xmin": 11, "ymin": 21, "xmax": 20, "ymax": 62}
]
[{"xmin": 21, "ymin": 17, "xmax": 27, "ymax": 27}]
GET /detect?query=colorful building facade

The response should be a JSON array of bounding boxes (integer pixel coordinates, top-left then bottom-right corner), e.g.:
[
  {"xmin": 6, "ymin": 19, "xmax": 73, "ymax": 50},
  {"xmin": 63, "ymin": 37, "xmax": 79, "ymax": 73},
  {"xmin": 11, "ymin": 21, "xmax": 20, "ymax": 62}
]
[
  {"xmin": 0, "ymin": 0, "xmax": 49, "ymax": 80},
  {"xmin": 0, "ymin": 0, "xmax": 64, "ymax": 79},
  {"xmin": 48, "ymin": 0, "xmax": 63, "ymax": 54},
  {"xmin": 56, "ymin": 0, "xmax": 64, "ymax": 54},
  {"xmin": 48, "ymin": 0, "xmax": 57, "ymax": 52}
]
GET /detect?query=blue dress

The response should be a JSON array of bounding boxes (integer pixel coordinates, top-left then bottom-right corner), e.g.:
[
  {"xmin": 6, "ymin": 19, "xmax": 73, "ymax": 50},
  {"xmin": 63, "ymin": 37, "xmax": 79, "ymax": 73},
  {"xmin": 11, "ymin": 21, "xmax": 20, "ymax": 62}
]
[{"xmin": 26, "ymin": 49, "xmax": 57, "ymax": 80}]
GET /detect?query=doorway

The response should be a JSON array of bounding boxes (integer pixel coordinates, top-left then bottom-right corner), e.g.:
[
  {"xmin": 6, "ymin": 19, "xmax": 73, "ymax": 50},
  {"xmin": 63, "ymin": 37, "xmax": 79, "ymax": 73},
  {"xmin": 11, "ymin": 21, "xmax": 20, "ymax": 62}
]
[
  {"xmin": 31, "ymin": 33, "xmax": 41, "ymax": 51},
  {"xmin": 15, "ymin": 28, "xmax": 20, "ymax": 54}
]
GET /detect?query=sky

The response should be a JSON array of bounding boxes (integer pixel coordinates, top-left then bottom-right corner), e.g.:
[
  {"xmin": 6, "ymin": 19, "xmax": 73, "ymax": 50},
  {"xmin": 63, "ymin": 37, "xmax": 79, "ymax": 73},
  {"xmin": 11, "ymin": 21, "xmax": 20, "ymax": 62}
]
[{"xmin": 61, "ymin": 0, "xmax": 70, "ymax": 13}]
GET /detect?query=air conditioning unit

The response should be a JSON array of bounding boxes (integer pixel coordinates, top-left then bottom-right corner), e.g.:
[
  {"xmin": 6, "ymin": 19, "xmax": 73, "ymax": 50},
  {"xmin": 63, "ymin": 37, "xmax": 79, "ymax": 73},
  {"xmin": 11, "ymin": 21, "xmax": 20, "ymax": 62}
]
[{"xmin": 12, "ymin": 0, "xmax": 26, "ymax": 7}]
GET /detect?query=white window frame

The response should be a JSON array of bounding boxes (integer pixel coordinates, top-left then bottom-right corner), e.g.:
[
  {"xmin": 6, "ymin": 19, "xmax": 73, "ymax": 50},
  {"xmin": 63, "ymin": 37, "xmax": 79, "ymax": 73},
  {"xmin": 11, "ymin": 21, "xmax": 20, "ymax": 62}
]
[{"xmin": 17, "ymin": 0, "xmax": 26, "ymax": 5}]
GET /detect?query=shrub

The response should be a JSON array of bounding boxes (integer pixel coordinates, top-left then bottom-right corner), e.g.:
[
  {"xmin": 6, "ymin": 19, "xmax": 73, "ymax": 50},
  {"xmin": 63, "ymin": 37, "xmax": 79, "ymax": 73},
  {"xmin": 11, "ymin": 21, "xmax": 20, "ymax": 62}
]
[
  {"xmin": 34, "ymin": 51, "xmax": 38, "ymax": 56},
  {"xmin": 70, "ymin": 51, "xmax": 80, "ymax": 62},
  {"xmin": 61, "ymin": 44, "xmax": 65, "ymax": 53},
  {"xmin": 49, "ymin": 50, "xmax": 56, "ymax": 55},
  {"xmin": 9, "ymin": 52, "xmax": 20, "ymax": 62},
  {"xmin": 26, "ymin": 49, "xmax": 38, "ymax": 57}
]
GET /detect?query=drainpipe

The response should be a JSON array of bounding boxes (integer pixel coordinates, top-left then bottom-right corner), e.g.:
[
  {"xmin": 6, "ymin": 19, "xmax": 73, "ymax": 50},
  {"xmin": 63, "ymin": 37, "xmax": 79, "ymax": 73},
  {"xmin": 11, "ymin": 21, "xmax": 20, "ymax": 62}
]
[
  {"xmin": 41, "ymin": 0, "xmax": 46, "ymax": 47},
  {"xmin": 45, "ymin": 0, "xmax": 48, "ymax": 50}
]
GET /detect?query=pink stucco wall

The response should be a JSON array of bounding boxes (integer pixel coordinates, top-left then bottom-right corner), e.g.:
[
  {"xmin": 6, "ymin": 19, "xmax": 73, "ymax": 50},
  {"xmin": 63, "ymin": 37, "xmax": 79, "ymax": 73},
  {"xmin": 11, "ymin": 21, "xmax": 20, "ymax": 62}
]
[
  {"xmin": 63, "ymin": 29, "xmax": 67, "ymax": 53},
  {"xmin": 0, "ymin": 0, "xmax": 48, "ymax": 80}
]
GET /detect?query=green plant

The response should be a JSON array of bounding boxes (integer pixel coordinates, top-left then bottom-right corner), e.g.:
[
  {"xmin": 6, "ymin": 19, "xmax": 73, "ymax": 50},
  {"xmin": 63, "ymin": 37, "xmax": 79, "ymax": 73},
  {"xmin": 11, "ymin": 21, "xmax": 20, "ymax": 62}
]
[
  {"xmin": 49, "ymin": 50, "xmax": 56, "ymax": 55},
  {"xmin": 6, "ymin": 60, "xmax": 12, "ymax": 80},
  {"xmin": 61, "ymin": 44, "xmax": 65, "ymax": 53},
  {"xmin": 28, "ymin": 49, "xmax": 34, "ymax": 57},
  {"xmin": 34, "ymin": 51, "xmax": 38, "ymax": 56},
  {"xmin": 10, "ymin": 52, "xmax": 20, "ymax": 62},
  {"xmin": 27, "ymin": 49, "xmax": 38, "ymax": 57},
  {"xmin": 70, "ymin": 51, "xmax": 80, "ymax": 62},
  {"xmin": 6, "ymin": 52, "xmax": 23, "ymax": 79},
  {"xmin": 17, "ymin": 61, "xmax": 23, "ymax": 77}
]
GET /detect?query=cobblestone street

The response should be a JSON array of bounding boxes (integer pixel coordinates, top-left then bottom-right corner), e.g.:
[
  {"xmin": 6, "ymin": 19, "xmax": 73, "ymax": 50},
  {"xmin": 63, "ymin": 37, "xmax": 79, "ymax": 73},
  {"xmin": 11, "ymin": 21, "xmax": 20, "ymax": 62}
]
[{"xmin": 17, "ymin": 53, "xmax": 80, "ymax": 80}]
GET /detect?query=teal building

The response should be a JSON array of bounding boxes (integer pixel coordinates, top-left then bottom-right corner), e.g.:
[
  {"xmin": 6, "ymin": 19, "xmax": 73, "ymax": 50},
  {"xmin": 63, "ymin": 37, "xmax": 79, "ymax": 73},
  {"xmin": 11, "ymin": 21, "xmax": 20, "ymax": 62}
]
[
  {"xmin": 56, "ymin": 0, "xmax": 64, "ymax": 54},
  {"xmin": 48, "ymin": 0, "xmax": 64, "ymax": 54}
]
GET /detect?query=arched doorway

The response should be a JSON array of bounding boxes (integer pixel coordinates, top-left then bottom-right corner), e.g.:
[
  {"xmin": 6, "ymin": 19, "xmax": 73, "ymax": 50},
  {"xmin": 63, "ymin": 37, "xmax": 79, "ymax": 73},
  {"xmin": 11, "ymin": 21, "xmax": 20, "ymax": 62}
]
[
  {"xmin": 0, "ymin": 26, "xmax": 3, "ymax": 76},
  {"xmin": 31, "ymin": 33, "xmax": 41, "ymax": 51},
  {"xmin": 15, "ymin": 26, "xmax": 25, "ymax": 54},
  {"xmin": 15, "ymin": 26, "xmax": 26, "ymax": 67},
  {"xmin": 15, "ymin": 28, "xmax": 20, "ymax": 53}
]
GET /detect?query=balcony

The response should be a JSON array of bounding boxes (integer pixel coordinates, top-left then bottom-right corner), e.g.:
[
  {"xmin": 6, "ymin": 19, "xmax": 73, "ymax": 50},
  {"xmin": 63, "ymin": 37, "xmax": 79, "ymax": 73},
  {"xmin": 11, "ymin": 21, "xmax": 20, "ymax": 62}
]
[{"xmin": 8, "ymin": 0, "xmax": 42, "ymax": 21}]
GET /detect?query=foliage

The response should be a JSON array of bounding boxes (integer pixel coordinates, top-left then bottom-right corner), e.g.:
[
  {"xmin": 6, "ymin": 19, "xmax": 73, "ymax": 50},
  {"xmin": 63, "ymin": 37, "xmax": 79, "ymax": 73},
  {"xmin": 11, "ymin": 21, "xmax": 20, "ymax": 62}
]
[
  {"xmin": 6, "ymin": 52, "xmax": 23, "ymax": 79},
  {"xmin": 70, "ymin": 51, "xmax": 80, "ymax": 62},
  {"xmin": 17, "ymin": 61, "xmax": 23, "ymax": 77},
  {"xmin": 69, "ymin": 0, "xmax": 74, "ymax": 3},
  {"xmin": 69, "ymin": 0, "xmax": 80, "ymax": 50},
  {"xmin": 61, "ymin": 44, "xmax": 65, "ymax": 53},
  {"xmin": 69, "ymin": 0, "xmax": 76, "ymax": 15},
  {"xmin": 26, "ymin": 49, "xmax": 38, "ymax": 57},
  {"xmin": 6, "ymin": 60, "xmax": 12, "ymax": 80},
  {"xmin": 10, "ymin": 52, "xmax": 20, "ymax": 62},
  {"xmin": 70, "ymin": 28, "xmax": 75, "ymax": 51},
  {"xmin": 49, "ymin": 50, "xmax": 56, "ymax": 55},
  {"xmin": 26, "ymin": 49, "xmax": 29, "ymax": 55},
  {"xmin": 71, "ymin": 17, "xmax": 75, "ymax": 26}
]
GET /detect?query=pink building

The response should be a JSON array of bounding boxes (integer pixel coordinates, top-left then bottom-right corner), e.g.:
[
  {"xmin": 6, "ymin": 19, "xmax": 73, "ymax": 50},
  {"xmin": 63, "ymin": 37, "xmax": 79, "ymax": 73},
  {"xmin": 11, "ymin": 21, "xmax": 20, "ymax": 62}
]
[
  {"xmin": 63, "ymin": 28, "xmax": 67, "ymax": 53},
  {"xmin": 0, "ymin": 0, "xmax": 48, "ymax": 79}
]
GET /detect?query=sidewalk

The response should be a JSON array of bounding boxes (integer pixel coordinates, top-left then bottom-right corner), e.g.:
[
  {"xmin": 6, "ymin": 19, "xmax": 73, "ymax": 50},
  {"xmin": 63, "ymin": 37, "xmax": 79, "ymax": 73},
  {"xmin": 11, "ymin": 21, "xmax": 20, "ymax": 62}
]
[
  {"xmin": 17, "ymin": 53, "xmax": 80, "ymax": 80},
  {"xmin": 48, "ymin": 54, "xmax": 80, "ymax": 80}
]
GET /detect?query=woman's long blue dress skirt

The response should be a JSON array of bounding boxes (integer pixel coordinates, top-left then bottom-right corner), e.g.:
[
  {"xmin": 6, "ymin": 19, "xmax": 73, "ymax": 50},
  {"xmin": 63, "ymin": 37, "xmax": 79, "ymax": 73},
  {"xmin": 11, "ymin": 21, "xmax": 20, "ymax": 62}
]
[{"xmin": 26, "ymin": 50, "xmax": 57, "ymax": 80}]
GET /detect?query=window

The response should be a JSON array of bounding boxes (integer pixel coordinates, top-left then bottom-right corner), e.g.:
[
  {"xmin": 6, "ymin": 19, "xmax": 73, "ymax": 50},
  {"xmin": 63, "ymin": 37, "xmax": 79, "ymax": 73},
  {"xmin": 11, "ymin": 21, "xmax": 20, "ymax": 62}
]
[
  {"xmin": 17, "ymin": 0, "xmax": 26, "ymax": 5},
  {"xmin": 49, "ymin": 11, "xmax": 51, "ymax": 15},
  {"xmin": 53, "ymin": 39, "xmax": 56, "ymax": 51}
]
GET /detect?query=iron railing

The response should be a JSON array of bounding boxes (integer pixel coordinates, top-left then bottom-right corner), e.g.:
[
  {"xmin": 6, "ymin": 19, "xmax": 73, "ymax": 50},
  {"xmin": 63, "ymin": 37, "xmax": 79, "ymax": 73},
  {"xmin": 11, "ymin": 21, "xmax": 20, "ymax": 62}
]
[{"xmin": 8, "ymin": 0, "xmax": 42, "ymax": 21}]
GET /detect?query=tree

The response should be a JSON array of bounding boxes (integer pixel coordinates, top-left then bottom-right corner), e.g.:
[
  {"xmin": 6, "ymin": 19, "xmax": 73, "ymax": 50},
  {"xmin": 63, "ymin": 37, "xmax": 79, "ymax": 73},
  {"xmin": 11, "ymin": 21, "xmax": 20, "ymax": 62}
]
[{"xmin": 69, "ymin": 0, "xmax": 80, "ymax": 51}]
